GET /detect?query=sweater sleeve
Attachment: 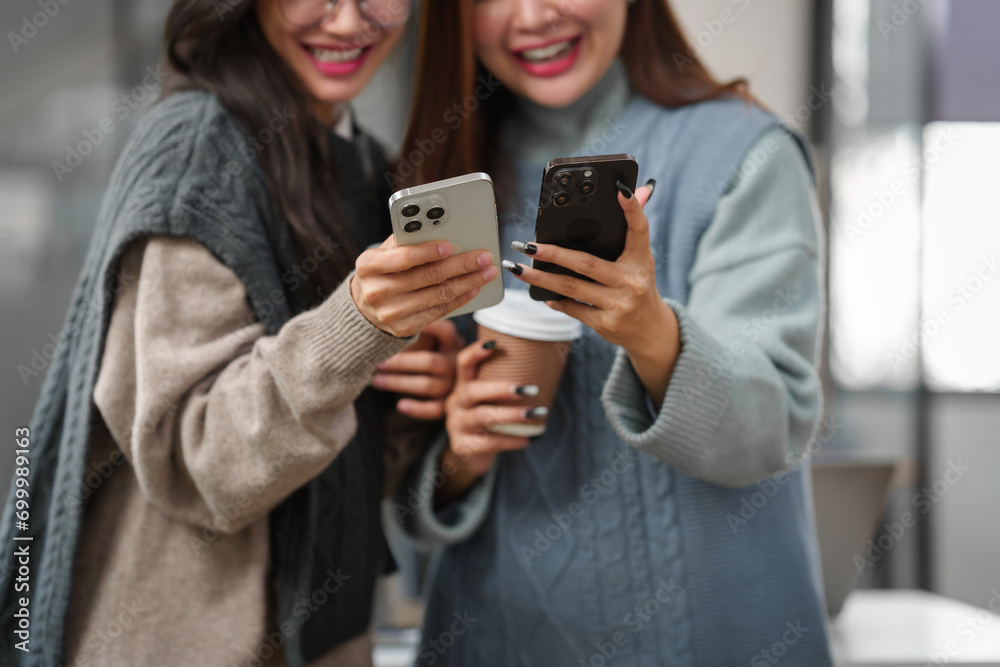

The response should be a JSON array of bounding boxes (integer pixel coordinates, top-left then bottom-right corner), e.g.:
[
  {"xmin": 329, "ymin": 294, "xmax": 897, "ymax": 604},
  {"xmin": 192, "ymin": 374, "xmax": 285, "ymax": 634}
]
[
  {"xmin": 601, "ymin": 127, "xmax": 825, "ymax": 488},
  {"xmin": 389, "ymin": 432, "xmax": 498, "ymax": 550},
  {"xmin": 94, "ymin": 235, "xmax": 414, "ymax": 534}
]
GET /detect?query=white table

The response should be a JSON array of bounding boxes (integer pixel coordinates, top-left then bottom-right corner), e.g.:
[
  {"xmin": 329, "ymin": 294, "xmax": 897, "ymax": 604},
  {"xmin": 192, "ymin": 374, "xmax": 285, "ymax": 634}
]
[
  {"xmin": 832, "ymin": 590, "xmax": 1000, "ymax": 666},
  {"xmin": 373, "ymin": 644, "xmax": 418, "ymax": 667},
  {"xmin": 373, "ymin": 628, "xmax": 419, "ymax": 667}
]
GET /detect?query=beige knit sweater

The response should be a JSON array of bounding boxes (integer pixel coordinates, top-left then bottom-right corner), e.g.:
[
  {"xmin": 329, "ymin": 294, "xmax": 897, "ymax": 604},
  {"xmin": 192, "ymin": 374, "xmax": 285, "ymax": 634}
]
[{"xmin": 64, "ymin": 235, "xmax": 417, "ymax": 667}]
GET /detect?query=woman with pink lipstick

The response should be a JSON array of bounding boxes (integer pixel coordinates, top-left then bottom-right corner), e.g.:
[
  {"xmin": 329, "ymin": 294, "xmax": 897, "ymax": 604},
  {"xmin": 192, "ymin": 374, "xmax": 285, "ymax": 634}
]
[
  {"xmin": 0, "ymin": 1, "xmax": 495, "ymax": 666},
  {"xmin": 390, "ymin": 0, "xmax": 833, "ymax": 664}
]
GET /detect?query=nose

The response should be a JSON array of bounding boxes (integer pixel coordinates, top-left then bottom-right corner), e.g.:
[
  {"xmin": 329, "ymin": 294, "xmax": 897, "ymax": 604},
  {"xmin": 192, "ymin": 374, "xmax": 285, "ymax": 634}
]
[
  {"xmin": 508, "ymin": 0, "xmax": 562, "ymax": 33},
  {"xmin": 319, "ymin": 0, "xmax": 375, "ymax": 40}
]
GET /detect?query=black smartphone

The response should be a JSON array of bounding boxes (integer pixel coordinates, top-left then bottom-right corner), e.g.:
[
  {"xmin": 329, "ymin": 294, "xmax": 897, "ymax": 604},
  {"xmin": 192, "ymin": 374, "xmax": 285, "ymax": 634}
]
[{"xmin": 529, "ymin": 154, "xmax": 639, "ymax": 301}]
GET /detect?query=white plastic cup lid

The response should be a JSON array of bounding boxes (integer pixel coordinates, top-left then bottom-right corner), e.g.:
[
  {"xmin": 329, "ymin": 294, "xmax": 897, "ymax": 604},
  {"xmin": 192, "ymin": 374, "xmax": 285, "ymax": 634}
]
[{"xmin": 473, "ymin": 289, "xmax": 583, "ymax": 342}]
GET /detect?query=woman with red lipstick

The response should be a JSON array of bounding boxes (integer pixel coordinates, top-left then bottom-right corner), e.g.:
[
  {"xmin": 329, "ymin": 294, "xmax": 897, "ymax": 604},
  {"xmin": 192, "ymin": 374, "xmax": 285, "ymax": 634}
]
[
  {"xmin": 390, "ymin": 0, "xmax": 833, "ymax": 664},
  {"xmin": 0, "ymin": 1, "xmax": 496, "ymax": 666}
]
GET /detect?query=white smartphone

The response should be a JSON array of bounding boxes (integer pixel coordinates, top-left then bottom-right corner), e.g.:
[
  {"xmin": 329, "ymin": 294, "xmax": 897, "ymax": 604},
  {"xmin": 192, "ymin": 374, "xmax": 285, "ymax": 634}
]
[{"xmin": 388, "ymin": 172, "xmax": 504, "ymax": 318}]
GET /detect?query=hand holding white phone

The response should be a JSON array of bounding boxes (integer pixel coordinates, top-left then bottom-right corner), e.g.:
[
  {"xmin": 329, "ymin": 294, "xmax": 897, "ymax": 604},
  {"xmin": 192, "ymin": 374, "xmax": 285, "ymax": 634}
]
[{"xmin": 388, "ymin": 173, "xmax": 505, "ymax": 318}]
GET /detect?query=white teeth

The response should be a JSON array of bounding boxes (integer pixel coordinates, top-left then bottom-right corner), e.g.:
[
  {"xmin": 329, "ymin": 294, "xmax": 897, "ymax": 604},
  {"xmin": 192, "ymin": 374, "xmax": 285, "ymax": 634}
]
[
  {"xmin": 309, "ymin": 46, "xmax": 364, "ymax": 63},
  {"xmin": 520, "ymin": 40, "xmax": 574, "ymax": 63}
]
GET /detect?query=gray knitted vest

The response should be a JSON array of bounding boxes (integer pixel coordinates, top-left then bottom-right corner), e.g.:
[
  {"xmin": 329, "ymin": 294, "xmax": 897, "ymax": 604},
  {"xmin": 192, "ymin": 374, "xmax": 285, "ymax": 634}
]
[{"xmin": 0, "ymin": 90, "xmax": 391, "ymax": 666}]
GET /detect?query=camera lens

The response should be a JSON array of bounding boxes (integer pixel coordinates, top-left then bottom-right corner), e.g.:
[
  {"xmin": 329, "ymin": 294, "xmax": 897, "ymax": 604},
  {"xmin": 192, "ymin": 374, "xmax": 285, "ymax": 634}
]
[
  {"xmin": 401, "ymin": 203, "xmax": 420, "ymax": 217},
  {"xmin": 403, "ymin": 219, "xmax": 422, "ymax": 233},
  {"xmin": 577, "ymin": 180, "xmax": 596, "ymax": 196},
  {"xmin": 426, "ymin": 206, "xmax": 445, "ymax": 221},
  {"xmin": 555, "ymin": 171, "xmax": 574, "ymax": 188},
  {"xmin": 553, "ymin": 191, "xmax": 572, "ymax": 207}
]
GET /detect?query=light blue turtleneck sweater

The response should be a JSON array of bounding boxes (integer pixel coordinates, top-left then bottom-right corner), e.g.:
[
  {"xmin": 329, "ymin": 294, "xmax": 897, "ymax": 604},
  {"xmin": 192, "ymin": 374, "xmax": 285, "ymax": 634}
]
[{"xmin": 393, "ymin": 61, "xmax": 832, "ymax": 666}]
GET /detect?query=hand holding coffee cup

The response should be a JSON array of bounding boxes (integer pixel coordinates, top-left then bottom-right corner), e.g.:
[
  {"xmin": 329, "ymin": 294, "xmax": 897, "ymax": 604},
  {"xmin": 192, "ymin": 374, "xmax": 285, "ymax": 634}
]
[
  {"xmin": 440, "ymin": 290, "xmax": 582, "ymax": 502},
  {"xmin": 472, "ymin": 290, "xmax": 582, "ymax": 436}
]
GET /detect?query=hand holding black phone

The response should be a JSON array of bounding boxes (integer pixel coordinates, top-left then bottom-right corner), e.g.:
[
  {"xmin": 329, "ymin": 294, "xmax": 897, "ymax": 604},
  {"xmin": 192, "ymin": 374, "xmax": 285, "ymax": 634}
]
[{"xmin": 529, "ymin": 154, "xmax": 639, "ymax": 301}]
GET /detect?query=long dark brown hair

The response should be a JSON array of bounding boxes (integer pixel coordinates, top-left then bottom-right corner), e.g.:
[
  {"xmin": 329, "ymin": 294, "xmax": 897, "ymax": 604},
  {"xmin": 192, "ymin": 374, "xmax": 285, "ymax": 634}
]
[
  {"xmin": 400, "ymin": 0, "xmax": 751, "ymax": 187},
  {"xmin": 162, "ymin": 0, "xmax": 356, "ymax": 298}
]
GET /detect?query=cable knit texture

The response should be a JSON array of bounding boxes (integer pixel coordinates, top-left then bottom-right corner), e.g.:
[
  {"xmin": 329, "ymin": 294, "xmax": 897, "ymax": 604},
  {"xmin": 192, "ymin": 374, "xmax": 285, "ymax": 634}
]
[
  {"xmin": 65, "ymin": 238, "xmax": 398, "ymax": 667},
  {"xmin": 396, "ymin": 61, "xmax": 832, "ymax": 666},
  {"xmin": 0, "ymin": 89, "xmax": 411, "ymax": 666}
]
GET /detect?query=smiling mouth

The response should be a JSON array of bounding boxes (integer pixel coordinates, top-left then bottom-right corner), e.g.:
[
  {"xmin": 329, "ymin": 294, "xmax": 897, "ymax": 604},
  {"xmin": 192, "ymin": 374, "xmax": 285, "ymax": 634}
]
[
  {"xmin": 304, "ymin": 44, "xmax": 369, "ymax": 63},
  {"xmin": 515, "ymin": 37, "xmax": 581, "ymax": 64}
]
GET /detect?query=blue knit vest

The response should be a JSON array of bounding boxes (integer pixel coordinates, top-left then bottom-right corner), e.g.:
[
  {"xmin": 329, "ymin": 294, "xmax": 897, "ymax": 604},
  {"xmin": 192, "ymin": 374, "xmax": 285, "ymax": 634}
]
[{"xmin": 417, "ymin": 96, "xmax": 832, "ymax": 666}]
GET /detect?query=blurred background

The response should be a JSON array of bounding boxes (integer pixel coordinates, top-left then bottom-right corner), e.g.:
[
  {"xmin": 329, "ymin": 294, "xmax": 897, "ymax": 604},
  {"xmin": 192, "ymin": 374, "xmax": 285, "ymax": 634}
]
[{"xmin": 1, "ymin": 0, "xmax": 998, "ymax": 664}]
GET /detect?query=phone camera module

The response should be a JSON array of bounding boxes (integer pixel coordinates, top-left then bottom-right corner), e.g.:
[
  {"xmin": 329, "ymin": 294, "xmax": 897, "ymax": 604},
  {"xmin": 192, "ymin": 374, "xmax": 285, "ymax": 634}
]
[
  {"xmin": 555, "ymin": 171, "xmax": 574, "ymax": 188},
  {"xmin": 426, "ymin": 206, "xmax": 445, "ymax": 222},
  {"xmin": 577, "ymin": 180, "xmax": 596, "ymax": 196},
  {"xmin": 553, "ymin": 191, "xmax": 572, "ymax": 207},
  {"xmin": 403, "ymin": 219, "xmax": 423, "ymax": 233},
  {"xmin": 401, "ymin": 203, "xmax": 420, "ymax": 217}
]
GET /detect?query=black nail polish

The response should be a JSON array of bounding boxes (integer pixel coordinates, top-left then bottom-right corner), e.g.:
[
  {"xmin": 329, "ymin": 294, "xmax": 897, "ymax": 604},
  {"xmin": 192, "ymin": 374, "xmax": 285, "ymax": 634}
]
[
  {"xmin": 515, "ymin": 384, "xmax": 540, "ymax": 397},
  {"xmin": 525, "ymin": 406, "xmax": 549, "ymax": 419},
  {"xmin": 644, "ymin": 178, "xmax": 657, "ymax": 196},
  {"xmin": 502, "ymin": 259, "xmax": 523, "ymax": 276},
  {"xmin": 511, "ymin": 241, "xmax": 537, "ymax": 255},
  {"xmin": 616, "ymin": 180, "xmax": 633, "ymax": 199},
  {"xmin": 482, "ymin": 340, "xmax": 497, "ymax": 350}
]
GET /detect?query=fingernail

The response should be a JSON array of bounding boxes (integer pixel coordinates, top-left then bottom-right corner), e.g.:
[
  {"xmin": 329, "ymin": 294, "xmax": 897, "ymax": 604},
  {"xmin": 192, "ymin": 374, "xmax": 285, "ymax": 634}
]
[
  {"xmin": 616, "ymin": 180, "xmax": 633, "ymax": 199},
  {"xmin": 372, "ymin": 374, "xmax": 386, "ymax": 388},
  {"xmin": 482, "ymin": 265, "xmax": 499, "ymax": 281},
  {"xmin": 482, "ymin": 340, "xmax": 497, "ymax": 350},
  {"xmin": 514, "ymin": 384, "xmax": 540, "ymax": 397},
  {"xmin": 501, "ymin": 259, "xmax": 523, "ymax": 276},
  {"xmin": 397, "ymin": 399, "xmax": 413, "ymax": 412},
  {"xmin": 477, "ymin": 252, "xmax": 493, "ymax": 267},
  {"xmin": 438, "ymin": 242, "xmax": 451, "ymax": 257},
  {"xmin": 644, "ymin": 178, "xmax": 656, "ymax": 196},
  {"xmin": 511, "ymin": 241, "xmax": 537, "ymax": 255},
  {"xmin": 525, "ymin": 406, "xmax": 549, "ymax": 419}
]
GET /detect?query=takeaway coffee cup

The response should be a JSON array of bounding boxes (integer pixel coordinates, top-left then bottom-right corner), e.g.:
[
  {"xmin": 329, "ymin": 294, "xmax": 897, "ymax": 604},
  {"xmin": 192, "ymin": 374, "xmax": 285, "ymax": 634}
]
[{"xmin": 472, "ymin": 289, "xmax": 583, "ymax": 437}]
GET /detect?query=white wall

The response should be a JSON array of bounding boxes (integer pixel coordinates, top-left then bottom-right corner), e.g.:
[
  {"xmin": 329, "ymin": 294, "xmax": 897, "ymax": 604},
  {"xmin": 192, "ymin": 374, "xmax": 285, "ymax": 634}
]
[{"xmin": 669, "ymin": 0, "xmax": 815, "ymax": 129}]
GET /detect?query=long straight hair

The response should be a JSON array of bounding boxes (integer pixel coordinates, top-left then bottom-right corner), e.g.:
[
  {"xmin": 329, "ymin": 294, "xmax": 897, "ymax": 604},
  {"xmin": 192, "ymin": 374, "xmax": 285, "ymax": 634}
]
[
  {"xmin": 162, "ymin": 0, "xmax": 356, "ymax": 299},
  {"xmin": 400, "ymin": 0, "xmax": 751, "ymax": 187}
]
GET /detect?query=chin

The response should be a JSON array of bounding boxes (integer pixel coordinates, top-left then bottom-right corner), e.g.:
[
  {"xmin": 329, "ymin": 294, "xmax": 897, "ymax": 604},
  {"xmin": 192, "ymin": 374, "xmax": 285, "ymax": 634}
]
[
  {"xmin": 309, "ymin": 80, "xmax": 366, "ymax": 104},
  {"xmin": 294, "ymin": 61, "xmax": 374, "ymax": 107},
  {"xmin": 517, "ymin": 75, "xmax": 599, "ymax": 110}
]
